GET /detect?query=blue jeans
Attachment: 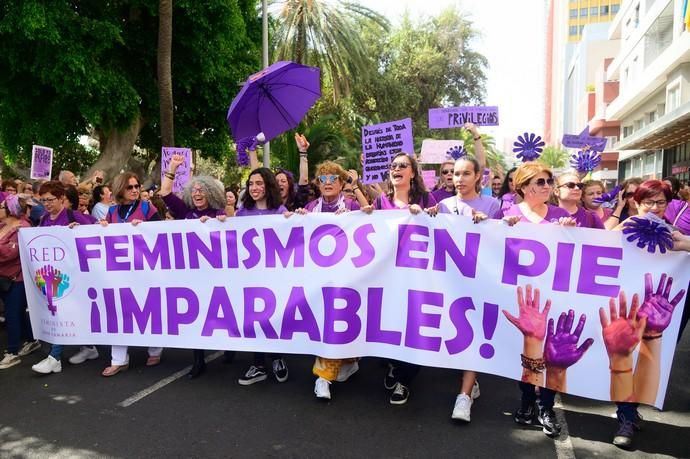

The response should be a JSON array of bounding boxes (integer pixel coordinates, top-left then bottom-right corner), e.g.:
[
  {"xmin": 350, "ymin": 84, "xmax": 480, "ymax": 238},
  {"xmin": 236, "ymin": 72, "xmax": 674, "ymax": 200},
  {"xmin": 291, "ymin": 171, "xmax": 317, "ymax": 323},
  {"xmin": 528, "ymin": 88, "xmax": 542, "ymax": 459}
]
[
  {"xmin": 2, "ymin": 281, "xmax": 33, "ymax": 354},
  {"xmin": 49, "ymin": 344, "xmax": 63, "ymax": 360}
]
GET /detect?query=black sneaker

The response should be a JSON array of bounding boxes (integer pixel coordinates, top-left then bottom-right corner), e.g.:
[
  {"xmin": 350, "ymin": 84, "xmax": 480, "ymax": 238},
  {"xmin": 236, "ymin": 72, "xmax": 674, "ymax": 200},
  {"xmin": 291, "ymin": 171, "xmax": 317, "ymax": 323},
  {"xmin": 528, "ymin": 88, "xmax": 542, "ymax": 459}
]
[
  {"xmin": 384, "ymin": 363, "xmax": 397, "ymax": 390},
  {"xmin": 613, "ymin": 413, "xmax": 635, "ymax": 449},
  {"xmin": 272, "ymin": 358, "xmax": 288, "ymax": 383},
  {"xmin": 538, "ymin": 408, "xmax": 562, "ymax": 437},
  {"xmin": 514, "ymin": 402, "xmax": 538, "ymax": 425},
  {"xmin": 238, "ymin": 365, "xmax": 267, "ymax": 385},
  {"xmin": 389, "ymin": 382, "xmax": 410, "ymax": 405}
]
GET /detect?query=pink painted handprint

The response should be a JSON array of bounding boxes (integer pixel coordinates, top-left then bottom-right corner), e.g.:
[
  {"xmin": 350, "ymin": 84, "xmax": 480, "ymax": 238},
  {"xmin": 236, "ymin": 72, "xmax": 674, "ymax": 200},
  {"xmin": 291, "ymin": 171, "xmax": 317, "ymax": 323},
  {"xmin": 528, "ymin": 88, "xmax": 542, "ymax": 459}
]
[
  {"xmin": 637, "ymin": 273, "xmax": 686, "ymax": 335},
  {"xmin": 544, "ymin": 309, "xmax": 594, "ymax": 369},
  {"xmin": 502, "ymin": 284, "xmax": 551, "ymax": 340},
  {"xmin": 599, "ymin": 291, "xmax": 646, "ymax": 356}
]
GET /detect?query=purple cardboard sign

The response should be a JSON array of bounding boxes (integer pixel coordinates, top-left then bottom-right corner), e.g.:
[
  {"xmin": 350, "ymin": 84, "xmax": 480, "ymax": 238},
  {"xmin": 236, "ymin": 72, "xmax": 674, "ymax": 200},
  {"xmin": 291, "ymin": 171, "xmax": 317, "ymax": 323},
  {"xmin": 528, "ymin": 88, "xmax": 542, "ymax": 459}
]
[
  {"xmin": 429, "ymin": 106, "xmax": 499, "ymax": 129},
  {"xmin": 422, "ymin": 170, "xmax": 438, "ymax": 190},
  {"xmin": 361, "ymin": 118, "xmax": 414, "ymax": 184},
  {"xmin": 562, "ymin": 126, "xmax": 607, "ymax": 152},
  {"xmin": 30, "ymin": 145, "xmax": 53, "ymax": 180},
  {"xmin": 161, "ymin": 147, "xmax": 192, "ymax": 193}
]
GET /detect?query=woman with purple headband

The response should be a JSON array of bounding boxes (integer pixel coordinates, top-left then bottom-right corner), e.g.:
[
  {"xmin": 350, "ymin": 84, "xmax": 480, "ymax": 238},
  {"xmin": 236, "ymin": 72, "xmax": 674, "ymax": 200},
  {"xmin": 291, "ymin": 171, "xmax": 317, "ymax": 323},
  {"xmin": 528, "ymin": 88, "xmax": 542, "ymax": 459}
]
[
  {"xmin": 160, "ymin": 153, "xmax": 229, "ymax": 379},
  {"xmin": 294, "ymin": 159, "xmax": 360, "ymax": 400},
  {"xmin": 361, "ymin": 152, "xmax": 437, "ymax": 405}
]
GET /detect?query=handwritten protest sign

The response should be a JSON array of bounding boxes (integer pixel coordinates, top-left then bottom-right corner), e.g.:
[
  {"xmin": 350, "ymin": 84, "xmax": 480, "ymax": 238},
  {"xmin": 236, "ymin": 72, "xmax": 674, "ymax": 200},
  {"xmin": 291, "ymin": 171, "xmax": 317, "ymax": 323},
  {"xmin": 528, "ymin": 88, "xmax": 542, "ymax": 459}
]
[
  {"xmin": 421, "ymin": 170, "xmax": 438, "ymax": 190},
  {"xmin": 429, "ymin": 106, "xmax": 499, "ymax": 129},
  {"xmin": 361, "ymin": 118, "xmax": 413, "ymax": 184},
  {"xmin": 562, "ymin": 126, "xmax": 607, "ymax": 151},
  {"xmin": 161, "ymin": 147, "xmax": 192, "ymax": 193},
  {"xmin": 20, "ymin": 214, "xmax": 690, "ymax": 408},
  {"xmin": 30, "ymin": 145, "xmax": 53, "ymax": 180},
  {"xmin": 420, "ymin": 139, "xmax": 464, "ymax": 164}
]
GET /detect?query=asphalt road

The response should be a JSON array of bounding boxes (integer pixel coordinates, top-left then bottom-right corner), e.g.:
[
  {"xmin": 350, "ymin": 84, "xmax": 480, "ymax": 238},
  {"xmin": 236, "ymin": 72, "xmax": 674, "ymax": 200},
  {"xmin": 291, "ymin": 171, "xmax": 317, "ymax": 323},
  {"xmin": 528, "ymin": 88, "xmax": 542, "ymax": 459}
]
[{"xmin": 1, "ymin": 326, "xmax": 689, "ymax": 458}]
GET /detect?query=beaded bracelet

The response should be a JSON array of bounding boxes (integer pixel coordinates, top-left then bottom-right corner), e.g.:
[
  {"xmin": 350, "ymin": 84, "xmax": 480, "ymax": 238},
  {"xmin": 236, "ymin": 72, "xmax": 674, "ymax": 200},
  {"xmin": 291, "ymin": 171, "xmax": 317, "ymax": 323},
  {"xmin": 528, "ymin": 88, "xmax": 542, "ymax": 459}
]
[
  {"xmin": 164, "ymin": 172, "xmax": 175, "ymax": 180},
  {"xmin": 520, "ymin": 354, "xmax": 545, "ymax": 373}
]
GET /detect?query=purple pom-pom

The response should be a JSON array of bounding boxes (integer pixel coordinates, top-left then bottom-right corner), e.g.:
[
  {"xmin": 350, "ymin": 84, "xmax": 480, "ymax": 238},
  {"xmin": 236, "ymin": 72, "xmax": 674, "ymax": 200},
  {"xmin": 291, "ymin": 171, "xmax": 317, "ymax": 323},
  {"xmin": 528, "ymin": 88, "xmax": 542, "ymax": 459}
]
[
  {"xmin": 513, "ymin": 132, "xmax": 545, "ymax": 162},
  {"xmin": 570, "ymin": 149, "xmax": 602, "ymax": 173},
  {"xmin": 622, "ymin": 214, "xmax": 674, "ymax": 254},
  {"xmin": 447, "ymin": 145, "xmax": 466, "ymax": 161},
  {"xmin": 235, "ymin": 135, "xmax": 260, "ymax": 167},
  {"xmin": 593, "ymin": 185, "xmax": 620, "ymax": 205}
]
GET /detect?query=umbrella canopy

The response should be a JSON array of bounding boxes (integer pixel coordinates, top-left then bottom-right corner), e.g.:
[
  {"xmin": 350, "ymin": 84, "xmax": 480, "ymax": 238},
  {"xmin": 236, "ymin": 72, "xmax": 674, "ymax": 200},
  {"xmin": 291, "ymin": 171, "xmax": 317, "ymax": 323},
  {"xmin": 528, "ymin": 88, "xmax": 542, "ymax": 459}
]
[{"xmin": 227, "ymin": 61, "xmax": 321, "ymax": 143}]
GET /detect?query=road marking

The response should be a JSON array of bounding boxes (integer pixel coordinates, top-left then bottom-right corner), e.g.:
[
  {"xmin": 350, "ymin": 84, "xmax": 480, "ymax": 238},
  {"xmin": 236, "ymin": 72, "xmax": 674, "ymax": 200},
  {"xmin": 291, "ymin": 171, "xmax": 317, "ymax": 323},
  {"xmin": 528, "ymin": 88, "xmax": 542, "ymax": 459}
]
[
  {"xmin": 553, "ymin": 394, "xmax": 576, "ymax": 459},
  {"xmin": 117, "ymin": 351, "xmax": 223, "ymax": 408}
]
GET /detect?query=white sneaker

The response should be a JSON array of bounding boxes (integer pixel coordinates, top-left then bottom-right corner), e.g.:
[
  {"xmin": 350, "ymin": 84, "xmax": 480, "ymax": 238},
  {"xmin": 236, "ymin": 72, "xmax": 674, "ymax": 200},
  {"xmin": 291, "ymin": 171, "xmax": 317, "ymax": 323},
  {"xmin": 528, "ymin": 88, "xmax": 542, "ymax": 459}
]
[
  {"xmin": 69, "ymin": 346, "xmax": 99, "ymax": 364},
  {"xmin": 335, "ymin": 360, "xmax": 359, "ymax": 382},
  {"xmin": 32, "ymin": 356, "xmax": 62, "ymax": 374},
  {"xmin": 314, "ymin": 377, "xmax": 331, "ymax": 400},
  {"xmin": 471, "ymin": 380, "xmax": 480, "ymax": 400},
  {"xmin": 18, "ymin": 340, "xmax": 41, "ymax": 357},
  {"xmin": 0, "ymin": 353, "xmax": 21, "ymax": 369},
  {"xmin": 452, "ymin": 393, "xmax": 473, "ymax": 422}
]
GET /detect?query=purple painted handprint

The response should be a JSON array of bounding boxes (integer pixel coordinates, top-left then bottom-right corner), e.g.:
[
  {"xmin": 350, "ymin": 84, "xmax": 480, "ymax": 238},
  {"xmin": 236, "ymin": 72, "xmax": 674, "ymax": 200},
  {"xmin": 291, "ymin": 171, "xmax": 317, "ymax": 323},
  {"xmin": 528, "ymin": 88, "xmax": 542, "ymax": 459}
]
[
  {"xmin": 637, "ymin": 273, "xmax": 686, "ymax": 335},
  {"xmin": 544, "ymin": 309, "xmax": 594, "ymax": 368}
]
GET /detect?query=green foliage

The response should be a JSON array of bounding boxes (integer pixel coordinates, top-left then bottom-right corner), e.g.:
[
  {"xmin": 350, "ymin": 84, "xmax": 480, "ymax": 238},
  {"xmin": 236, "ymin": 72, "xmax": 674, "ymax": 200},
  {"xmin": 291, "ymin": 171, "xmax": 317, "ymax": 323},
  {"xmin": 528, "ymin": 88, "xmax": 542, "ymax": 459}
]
[
  {"xmin": 0, "ymin": 0, "xmax": 261, "ymax": 171},
  {"xmin": 538, "ymin": 145, "xmax": 569, "ymax": 169}
]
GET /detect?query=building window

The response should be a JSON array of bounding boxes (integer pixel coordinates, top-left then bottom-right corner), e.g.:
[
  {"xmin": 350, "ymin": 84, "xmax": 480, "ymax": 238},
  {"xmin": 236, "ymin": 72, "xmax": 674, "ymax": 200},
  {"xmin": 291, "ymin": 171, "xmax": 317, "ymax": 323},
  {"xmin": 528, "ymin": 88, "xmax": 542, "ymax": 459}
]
[
  {"xmin": 601, "ymin": 5, "xmax": 610, "ymax": 15},
  {"xmin": 668, "ymin": 84, "xmax": 681, "ymax": 111},
  {"xmin": 580, "ymin": 8, "xmax": 588, "ymax": 17},
  {"xmin": 612, "ymin": 4, "xmax": 620, "ymax": 14},
  {"xmin": 647, "ymin": 112, "xmax": 656, "ymax": 124},
  {"xmin": 569, "ymin": 25, "xmax": 578, "ymax": 36},
  {"xmin": 569, "ymin": 9, "xmax": 577, "ymax": 18},
  {"xmin": 591, "ymin": 7, "xmax": 599, "ymax": 16},
  {"xmin": 579, "ymin": 25, "xmax": 585, "ymax": 34}
]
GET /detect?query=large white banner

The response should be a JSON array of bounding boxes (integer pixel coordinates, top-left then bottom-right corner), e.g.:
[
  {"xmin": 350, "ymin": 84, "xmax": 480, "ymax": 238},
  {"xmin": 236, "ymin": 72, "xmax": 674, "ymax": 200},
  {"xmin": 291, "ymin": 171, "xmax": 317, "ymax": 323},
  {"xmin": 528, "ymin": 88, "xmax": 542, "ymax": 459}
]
[{"xmin": 19, "ymin": 212, "xmax": 690, "ymax": 408}]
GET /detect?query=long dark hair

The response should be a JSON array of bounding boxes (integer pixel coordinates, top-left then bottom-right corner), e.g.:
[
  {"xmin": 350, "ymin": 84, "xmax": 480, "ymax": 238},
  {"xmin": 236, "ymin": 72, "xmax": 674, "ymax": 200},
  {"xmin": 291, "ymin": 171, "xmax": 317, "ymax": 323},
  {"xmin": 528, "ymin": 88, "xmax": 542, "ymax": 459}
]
[
  {"xmin": 275, "ymin": 169, "xmax": 297, "ymax": 210},
  {"xmin": 663, "ymin": 176, "xmax": 681, "ymax": 199},
  {"xmin": 241, "ymin": 167, "xmax": 282, "ymax": 210},
  {"xmin": 456, "ymin": 156, "xmax": 483, "ymax": 193},
  {"xmin": 385, "ymin": 152, "xmax": 429, "ymax": 206},
  {"xmin": 498, "ymin": 167, "xmax": 517, "ymax": 199}
]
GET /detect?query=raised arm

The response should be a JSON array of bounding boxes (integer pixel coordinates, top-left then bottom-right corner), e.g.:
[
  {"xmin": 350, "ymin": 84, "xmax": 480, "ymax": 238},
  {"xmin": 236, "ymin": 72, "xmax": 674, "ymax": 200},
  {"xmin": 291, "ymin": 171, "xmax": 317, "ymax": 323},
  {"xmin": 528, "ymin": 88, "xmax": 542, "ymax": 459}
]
[
  {"xmin": 161, "ymin": 154, "xmax": 185, "ymax": 197},
  {"xmin": 465, "ymin": 122, "xmax": 485, "ymax": 172},
  {"xmin": 295, "ymin": 133, "xmax": 310, "ymax": 186}
]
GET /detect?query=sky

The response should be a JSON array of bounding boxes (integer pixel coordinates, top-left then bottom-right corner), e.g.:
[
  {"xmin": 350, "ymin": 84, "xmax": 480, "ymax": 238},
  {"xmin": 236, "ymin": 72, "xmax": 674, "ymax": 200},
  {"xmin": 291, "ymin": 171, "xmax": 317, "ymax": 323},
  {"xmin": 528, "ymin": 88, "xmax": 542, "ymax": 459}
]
[{"xmin": 359, "ymin": 0, "xmax": 547, "ymax": 155}]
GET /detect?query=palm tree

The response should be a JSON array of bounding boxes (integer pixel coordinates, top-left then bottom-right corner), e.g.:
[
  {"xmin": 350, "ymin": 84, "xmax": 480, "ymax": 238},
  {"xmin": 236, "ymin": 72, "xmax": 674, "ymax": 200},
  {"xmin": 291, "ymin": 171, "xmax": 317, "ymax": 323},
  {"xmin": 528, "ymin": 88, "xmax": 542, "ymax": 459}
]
[
  {"xmin": 158, "ymin": 0, "xmax": 174, "ymax": 147},
  {"xmin": 271, "ymin": 0, "xmax": 389, "ymax": 98},
  {"xmin": 538, "ymin": 145, "xmax": 569, "ymax": 169}
]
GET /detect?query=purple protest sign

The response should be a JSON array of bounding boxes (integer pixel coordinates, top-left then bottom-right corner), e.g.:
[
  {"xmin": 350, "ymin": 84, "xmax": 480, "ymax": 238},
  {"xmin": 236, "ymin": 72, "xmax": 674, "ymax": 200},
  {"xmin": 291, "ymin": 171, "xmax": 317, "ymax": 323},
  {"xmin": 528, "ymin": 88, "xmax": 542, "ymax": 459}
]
[
  {"xmin": 429, "ymin": 106, "xmax": 499, "ymax": 129},
  {"xmin": 420, "ymin": 139, "xmax": 464, "ymax": 164},
  {"xmin": 421, "ymin": 170, "xmax": 438, "ymax": 190},
  {"xmin": 361, "ymin": 118, "xmax": 413, "ymax": 184},
  {"xmin": 561, "ymin": 126, "xmax": 607, "ymax": 152},
  {"xmin": 30, "ymin": 145, "xmax": 53, "ymax": 180},
  {"xmin": 161, "ymin": 147, "xmax": 192, "ymax": 193}
]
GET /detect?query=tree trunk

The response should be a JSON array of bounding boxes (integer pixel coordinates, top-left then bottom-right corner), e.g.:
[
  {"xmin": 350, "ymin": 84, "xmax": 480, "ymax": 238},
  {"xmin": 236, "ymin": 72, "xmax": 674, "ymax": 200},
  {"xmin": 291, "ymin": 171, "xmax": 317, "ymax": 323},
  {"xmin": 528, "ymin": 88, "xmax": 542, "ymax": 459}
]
[
  {"xmin": 158, "ymin": 0, "xmax": 174, "ymax": 148},
  {"xmin": 87, "ymin": 115, "xmax": 146, "ymax": 181}
]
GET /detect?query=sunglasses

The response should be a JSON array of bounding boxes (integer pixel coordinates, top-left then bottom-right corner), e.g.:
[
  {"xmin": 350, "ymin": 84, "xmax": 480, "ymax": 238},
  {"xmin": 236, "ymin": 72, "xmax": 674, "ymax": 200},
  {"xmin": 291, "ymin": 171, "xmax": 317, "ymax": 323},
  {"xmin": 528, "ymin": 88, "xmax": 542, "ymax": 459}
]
[
  {"xmin": 558, "ymin": 182, "xmax": 585, "ymax": 190},
  {"xmin": 389, "ymin": 162, "xmax": 411, "ymax": 171},
  {"xmin": 532, "ymin": 178, "xmax": 555, "ymax": 187},
  {"xmin": 441, "ymin": 169, "xmax": 453, "ymax": 175},
  {"xmin": 126, "ymin": 184, "xmax": 141, "ymax": 191},
  {"xmin": 318, "ymin": 175, "xmax": 339, "ymax": 184},
  {"xmin": 343, "ymin": 188, "xmax": 354, "ymax": 193},
  {"xmin": 623, "ymin": 191, "xmax": 635, "ymax": 199}
]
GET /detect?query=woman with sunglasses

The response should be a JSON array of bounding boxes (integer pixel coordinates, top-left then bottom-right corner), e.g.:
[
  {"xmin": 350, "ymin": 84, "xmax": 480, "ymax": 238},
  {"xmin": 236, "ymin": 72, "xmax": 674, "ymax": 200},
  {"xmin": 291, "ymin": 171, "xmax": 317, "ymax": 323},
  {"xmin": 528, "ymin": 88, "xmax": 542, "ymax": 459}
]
[
  {"xmin": 100, "ymin": 172, "xmax": 163, "ymax": 377},
  {"xmin": 236, "ymin": 167, "xmax": 291, "ymax": 386},
  {"xmin": 501, "ymin": 162, "xmax": 575, "ymax": 437},
  {"xmin": 606, "ymin": 178, "xmax": 642, "ymax": 230},
  {"xmin": 362, "ymin": 152, "xmax": 436, "ymax": 405},
  {"xmin": 432, "ymin": 160, "xmax": 457, "ymax": 203},
  {"xmin": 0, "ymin": 195, "xmax": 38, "ymax": 370},
  {"xmin": 294, "ymin": 160, "xmax": 359, "ymax": 400},
  {"xmin": 554, "ymin": 172, "xmax": 604, "ymax": 228},
  {"xmin": 161, "ymin": 154, "xmax": 229, "ymax": 379},
  {"xmin": 31, "ymin": 181, "xmax": 95, "ymax": 375}
]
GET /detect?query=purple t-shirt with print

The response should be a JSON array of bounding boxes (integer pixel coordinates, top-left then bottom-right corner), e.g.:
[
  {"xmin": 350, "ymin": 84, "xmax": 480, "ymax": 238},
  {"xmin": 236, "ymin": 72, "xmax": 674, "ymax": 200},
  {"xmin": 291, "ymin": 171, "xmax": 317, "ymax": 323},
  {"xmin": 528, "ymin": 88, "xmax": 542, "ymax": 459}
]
[
  {"xmin": 502, "ymin": 203, "xmax": 571, "ymax": 224},
  {"xmin": 461, "ymin": 195, "xmax": 501, "ymax": 219},
  {"xmin": 39, "ymin": 208, "xmax": 94, "ymax": 227},
  {"xmin": 570, "ymin": 206, "xmax": 604, "ymax": 229},
  {"xmin": 437, "ymin": 196, "xmax": 474, "ymax": 217}
]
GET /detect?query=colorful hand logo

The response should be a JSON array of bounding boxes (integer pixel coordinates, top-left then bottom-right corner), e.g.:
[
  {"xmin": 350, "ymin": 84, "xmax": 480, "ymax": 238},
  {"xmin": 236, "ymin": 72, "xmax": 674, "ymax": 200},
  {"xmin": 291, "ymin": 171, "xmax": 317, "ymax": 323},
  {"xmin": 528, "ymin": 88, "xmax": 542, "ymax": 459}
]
[
  {"xmin": 544, "ymin": 309, "xmax": 594, "ymax": 368},
  {"xmin": 34, "ymin": 265, "xmax": 69, "ymax": 315},
  {"xmin": 638, "ymin": 273, "xmax": 686, "ymax": 335}
]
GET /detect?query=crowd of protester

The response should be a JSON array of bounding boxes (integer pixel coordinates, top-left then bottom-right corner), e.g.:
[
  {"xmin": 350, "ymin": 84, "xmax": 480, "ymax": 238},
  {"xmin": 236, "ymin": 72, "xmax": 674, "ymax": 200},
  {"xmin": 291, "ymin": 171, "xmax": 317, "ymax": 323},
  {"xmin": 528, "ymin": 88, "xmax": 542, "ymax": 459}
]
[{"xmin": 1, "ymin": 125, "xmax": 689, "ymax": 450}]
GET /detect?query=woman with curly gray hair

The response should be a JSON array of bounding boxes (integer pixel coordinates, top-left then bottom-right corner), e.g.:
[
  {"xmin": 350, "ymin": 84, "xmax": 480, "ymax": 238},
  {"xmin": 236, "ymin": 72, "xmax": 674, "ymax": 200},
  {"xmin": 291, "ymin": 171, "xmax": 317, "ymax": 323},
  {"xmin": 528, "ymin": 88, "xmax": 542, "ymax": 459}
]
[{"xmin": 160, "ymin": 153, "xmax": 229, "ymax": 378}]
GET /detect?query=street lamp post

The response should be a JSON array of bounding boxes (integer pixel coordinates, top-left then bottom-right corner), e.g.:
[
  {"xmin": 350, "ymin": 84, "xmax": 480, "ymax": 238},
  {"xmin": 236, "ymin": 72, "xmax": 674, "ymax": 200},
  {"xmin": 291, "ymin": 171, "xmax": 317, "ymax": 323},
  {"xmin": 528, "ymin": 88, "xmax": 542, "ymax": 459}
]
[{"xmin": 262, "ymin": 0, "xmax": 270, "ymax": 168}]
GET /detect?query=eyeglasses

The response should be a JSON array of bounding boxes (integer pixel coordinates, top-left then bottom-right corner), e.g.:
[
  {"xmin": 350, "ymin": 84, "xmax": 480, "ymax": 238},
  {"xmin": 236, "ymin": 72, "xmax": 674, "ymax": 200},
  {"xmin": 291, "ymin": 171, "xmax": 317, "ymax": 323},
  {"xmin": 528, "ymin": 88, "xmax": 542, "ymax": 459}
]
[
  {"xmin": 343, "ymin": 188, "xmax": 354, "ymax": 194},
  {"xmin": 191, "ymin": 187, "xmax": 205, "ymax": 195},
  {"xmin": 640, "ymin": 199, "xmax": 668, "ymax": 208},
  {"xmin": 532, "ymin": 178, "xmax": 555, "ymax": 187},
  {"xmin": 39, "ymin": 197, "xmax": 58, "ymax": 204},
  {"xmin": 558, "ymin": 182, "xmax": 585, "ymax": 190},
  {"xmin": 623, "ymin": 191, "xmax": 635, "ymax": 199},
  {"xmin": 126, "ymin": 184, "xmax": 141, "ymax": 191},
  {"xmin": 441, "ymin": 169, "xmax": 453, "ymax": 175},
  {"xmin": 318, "ymin": 175, "xmax": 339, "ymax": 184},
  {"xmin": 389, "ymin": 162, "xmax": 411, "ymax": 171}
]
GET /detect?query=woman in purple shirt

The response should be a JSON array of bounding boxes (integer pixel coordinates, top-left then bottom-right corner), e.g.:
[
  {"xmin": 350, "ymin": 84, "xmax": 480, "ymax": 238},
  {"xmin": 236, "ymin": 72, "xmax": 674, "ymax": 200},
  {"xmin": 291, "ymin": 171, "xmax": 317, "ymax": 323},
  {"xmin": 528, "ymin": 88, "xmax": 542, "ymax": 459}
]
[
  {"xmin": 236, "ymin": 168, "xmax": 289, "ymax": 386},
  {"xmin": 362, "ymin": 152, "xmax": 436, "ymax": 406},
  {"xmin": 554, "ymin": 172, "xmax": 604, "ymax": 229},
  {"xmin": 161, "ymin": 153, "xmax": 229, "ymax": 378}
]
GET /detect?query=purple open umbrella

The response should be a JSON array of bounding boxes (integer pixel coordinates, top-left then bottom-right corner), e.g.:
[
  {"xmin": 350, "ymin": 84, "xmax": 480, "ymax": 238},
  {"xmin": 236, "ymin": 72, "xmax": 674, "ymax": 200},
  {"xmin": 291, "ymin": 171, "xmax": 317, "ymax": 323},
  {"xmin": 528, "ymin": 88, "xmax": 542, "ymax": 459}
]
[{"xmin": 227, "ymin": 61, "xmax": 321, "ymax": 143}]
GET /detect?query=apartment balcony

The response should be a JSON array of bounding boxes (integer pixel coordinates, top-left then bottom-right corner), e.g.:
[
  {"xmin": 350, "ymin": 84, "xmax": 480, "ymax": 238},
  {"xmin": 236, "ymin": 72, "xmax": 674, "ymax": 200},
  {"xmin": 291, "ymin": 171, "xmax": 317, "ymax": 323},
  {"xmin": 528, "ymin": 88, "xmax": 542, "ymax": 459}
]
[{"xmin": 616, "ymin": 100, "xmax": 690, "ymax": 150}]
